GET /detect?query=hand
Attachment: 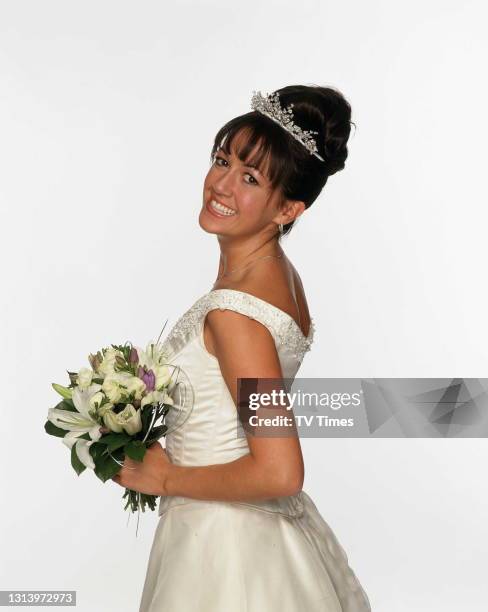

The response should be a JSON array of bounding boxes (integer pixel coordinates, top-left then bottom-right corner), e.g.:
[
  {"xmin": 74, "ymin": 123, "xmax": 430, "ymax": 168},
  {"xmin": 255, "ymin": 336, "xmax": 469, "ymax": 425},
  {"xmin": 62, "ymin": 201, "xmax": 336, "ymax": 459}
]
[{"xmin": 111, "ymin": 441, "xmax": 171, "ymax": 497}]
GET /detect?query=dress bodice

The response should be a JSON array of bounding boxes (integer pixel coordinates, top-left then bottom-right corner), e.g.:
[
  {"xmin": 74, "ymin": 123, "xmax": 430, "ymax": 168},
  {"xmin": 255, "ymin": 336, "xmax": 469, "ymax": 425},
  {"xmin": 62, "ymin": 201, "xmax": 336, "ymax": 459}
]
[{"xmin": 160, "ymin": 288, "xmax": 314, "ymax": 467}]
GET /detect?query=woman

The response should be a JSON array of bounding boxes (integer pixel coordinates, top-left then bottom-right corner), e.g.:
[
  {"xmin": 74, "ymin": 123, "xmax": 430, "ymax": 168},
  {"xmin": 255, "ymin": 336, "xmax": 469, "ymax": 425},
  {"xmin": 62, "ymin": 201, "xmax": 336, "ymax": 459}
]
[{"xmin": 113, "ymin": 85, "xmax": 371, "ymax": 611}]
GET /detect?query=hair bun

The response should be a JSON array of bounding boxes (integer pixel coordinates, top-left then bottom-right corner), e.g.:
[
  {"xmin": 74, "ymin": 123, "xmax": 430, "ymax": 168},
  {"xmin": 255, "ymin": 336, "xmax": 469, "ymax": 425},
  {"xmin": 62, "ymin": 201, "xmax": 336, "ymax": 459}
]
[{"xmin": 275, "ymin": 84, "xmax": 355, "ymax": 176}]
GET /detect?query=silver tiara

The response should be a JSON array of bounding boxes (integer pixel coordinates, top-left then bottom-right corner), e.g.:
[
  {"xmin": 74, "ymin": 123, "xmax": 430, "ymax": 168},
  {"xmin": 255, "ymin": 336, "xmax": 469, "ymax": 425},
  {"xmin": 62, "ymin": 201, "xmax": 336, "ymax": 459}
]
[{"xmin": 250, "ymin": 90, "xmax": 325, "ymax": 162}]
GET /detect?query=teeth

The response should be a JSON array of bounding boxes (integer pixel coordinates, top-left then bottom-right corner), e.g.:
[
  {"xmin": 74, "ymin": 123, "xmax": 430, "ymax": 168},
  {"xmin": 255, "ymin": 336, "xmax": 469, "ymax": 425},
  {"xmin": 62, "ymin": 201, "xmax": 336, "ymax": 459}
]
[{"xmin": 210, "ymin": 199, "xmax": 236, "ymax": 216}]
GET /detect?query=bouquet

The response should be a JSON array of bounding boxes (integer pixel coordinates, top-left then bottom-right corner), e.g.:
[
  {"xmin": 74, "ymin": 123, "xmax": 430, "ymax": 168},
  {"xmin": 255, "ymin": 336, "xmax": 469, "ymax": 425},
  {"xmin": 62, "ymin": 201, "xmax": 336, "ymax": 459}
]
[{"xmin": 44, "ymin": 340, "xmax": 193, "ymax": 514}]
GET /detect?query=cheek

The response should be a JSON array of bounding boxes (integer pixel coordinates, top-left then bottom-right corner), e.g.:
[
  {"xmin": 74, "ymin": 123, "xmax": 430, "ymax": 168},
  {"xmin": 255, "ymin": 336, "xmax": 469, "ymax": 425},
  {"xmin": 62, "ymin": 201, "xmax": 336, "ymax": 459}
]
[
  {"xmin": 237, "ymin": 194, "xmax": 268, "ymax": 222},
  {"xmin": 203, "ymin": 170, "xmax": 212, "ymax": 189},
  {"xmin": 204, "ymin": 165, "xmax": 220, "ymax": 186}
]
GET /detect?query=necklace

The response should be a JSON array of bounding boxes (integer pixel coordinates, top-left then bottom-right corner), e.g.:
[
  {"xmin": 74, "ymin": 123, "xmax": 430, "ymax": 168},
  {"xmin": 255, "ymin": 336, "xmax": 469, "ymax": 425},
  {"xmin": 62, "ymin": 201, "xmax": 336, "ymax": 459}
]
[{"xmin": 215, "ymin": 253, "xmax": 283, "ymax": 281}]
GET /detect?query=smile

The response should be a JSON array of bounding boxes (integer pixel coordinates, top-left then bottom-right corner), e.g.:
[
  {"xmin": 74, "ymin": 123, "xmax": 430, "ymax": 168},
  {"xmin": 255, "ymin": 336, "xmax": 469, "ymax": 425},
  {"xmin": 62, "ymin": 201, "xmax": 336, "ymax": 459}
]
[{"xmin": 207, "ymin": 199, "xmax": 237, "ymax": 217}]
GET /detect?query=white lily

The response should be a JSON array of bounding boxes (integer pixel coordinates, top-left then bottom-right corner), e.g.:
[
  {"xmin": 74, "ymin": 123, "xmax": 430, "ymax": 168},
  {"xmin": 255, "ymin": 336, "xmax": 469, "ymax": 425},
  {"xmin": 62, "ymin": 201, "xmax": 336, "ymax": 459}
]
[
  {"xmin": 136, "ymin": 343, "xmax": 173, "ymax": 391},
  {"xmin": 47, "ymin": 383, "xmax": 103, "ymax": 469},
  {"xmin": 62, "ymin": 432, "xmax": 97, "ymax": 469},
  {"xmin": 137, "ymin": 342, "xmax": 168, "ymax": 371},
  {"xmin": 153, "ymin": 365, "xmax": 172, "ymax": 391}
]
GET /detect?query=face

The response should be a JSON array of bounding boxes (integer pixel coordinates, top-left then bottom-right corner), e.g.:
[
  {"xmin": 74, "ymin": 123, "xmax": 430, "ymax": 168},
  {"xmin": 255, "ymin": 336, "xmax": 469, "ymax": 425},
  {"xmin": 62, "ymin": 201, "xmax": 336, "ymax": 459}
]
[{"xmin": 199, "ymin": 129, "xmax": 288, "ymax": 239}]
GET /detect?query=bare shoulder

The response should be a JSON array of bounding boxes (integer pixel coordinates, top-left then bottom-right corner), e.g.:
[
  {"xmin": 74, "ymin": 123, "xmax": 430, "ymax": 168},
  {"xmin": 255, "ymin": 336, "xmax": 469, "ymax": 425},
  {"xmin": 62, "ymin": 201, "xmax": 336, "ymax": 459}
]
[{"xmin": 212, "ymin": 253, "xmax": 312, "ymax": 336}]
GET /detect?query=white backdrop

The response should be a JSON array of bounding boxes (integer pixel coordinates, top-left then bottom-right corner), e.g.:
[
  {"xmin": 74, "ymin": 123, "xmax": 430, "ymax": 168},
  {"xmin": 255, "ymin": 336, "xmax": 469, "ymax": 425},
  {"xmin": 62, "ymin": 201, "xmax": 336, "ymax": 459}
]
[{"xmin": 1, "ymin": 1, "xmax": 487, "ymax": 611}]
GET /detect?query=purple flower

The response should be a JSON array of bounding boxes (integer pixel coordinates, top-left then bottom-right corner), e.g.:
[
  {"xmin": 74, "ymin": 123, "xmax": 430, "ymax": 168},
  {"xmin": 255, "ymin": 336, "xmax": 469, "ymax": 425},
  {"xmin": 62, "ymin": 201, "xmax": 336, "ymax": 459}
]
[
  {"xmin": 129, "ymin": 347, "xmax": 139, "ymax": 364},
  {"xmin": 138, "ymin": 366, "xmax": 155, "ymax": 392}
]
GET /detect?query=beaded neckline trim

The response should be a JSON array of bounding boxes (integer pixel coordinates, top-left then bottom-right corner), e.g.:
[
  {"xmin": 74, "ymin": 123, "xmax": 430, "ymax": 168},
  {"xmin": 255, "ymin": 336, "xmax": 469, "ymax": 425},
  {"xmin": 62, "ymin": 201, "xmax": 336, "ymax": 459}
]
[
  {"xmin": 209, "ymin": 289, "xmax": 314, "ymax": 341},
  {"xmin": 160, "ymin": 289, "xmax": 315, "ymax": 363}
]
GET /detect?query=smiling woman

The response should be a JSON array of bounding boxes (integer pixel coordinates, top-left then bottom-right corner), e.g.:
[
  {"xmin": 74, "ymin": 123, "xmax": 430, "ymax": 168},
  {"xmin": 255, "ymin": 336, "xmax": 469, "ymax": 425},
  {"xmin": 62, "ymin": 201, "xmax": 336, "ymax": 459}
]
[
  {"xmin": 200, "ymin": 84, "xmax": 354, "ymax": 239},
  {"xmin": 130, "ymin": 85, "xmax": 371, "ymax": 612}
]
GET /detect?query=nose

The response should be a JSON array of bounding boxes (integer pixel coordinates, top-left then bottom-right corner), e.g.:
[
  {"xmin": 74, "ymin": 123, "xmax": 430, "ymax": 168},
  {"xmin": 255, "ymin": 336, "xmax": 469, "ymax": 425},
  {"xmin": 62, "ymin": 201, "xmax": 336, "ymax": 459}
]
[{"xmin": 211, "ymin": 167, "xmax": 234, "ymax": 197}]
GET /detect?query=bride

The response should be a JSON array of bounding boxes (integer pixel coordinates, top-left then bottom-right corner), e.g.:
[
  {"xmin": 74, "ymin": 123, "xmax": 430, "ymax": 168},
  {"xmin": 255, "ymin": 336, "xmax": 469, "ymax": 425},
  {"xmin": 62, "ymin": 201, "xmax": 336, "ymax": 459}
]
[{"xmin": 112, "ymin": 85, "xmax": 371, "ymax": 611}]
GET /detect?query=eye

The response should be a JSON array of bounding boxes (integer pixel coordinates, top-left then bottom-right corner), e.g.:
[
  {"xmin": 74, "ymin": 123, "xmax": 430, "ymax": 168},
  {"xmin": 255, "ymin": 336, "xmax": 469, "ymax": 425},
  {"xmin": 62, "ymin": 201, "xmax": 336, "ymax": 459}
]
[
  {"xmin": 213, "ymin": 155, "xmax": 260, "ymax": 186},
  {"xmin": 244, "ymin": 174, "xmax": 259, "ymax": 186},
  {"xmin": 214, "ymin": 155, "xmax": 228, "ymax": 167}
]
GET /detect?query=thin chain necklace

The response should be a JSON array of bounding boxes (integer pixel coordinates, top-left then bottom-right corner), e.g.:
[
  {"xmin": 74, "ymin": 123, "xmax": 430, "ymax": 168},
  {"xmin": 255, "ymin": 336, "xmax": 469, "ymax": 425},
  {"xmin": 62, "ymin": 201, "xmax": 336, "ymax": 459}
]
[{"xmin": 215, "ymin": 253, "xmax": 283, "ymax": 282}]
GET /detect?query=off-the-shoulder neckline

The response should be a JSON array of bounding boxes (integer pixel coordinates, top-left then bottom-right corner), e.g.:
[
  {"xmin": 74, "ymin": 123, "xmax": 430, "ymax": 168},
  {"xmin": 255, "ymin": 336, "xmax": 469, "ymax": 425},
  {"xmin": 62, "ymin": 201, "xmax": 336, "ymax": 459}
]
[{"xmin": 207, "ymin": 288, "xmax": 314, "ymax": 341}]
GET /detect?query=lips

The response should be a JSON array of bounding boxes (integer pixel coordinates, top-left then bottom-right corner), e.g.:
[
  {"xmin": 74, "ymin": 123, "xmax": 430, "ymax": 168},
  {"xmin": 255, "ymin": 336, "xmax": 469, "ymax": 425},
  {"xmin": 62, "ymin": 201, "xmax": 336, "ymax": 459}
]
[{"xmin": 205, "ymin": 199, "xmax": 237, "ymax": 218}]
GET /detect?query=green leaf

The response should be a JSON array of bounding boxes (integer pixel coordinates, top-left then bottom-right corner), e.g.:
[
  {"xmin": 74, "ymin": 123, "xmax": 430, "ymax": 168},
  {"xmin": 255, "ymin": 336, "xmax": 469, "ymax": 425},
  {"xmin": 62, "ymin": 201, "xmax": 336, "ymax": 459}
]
[
  {"xmin": 44, "ymin": 420, "xmax": 67, "ymax": 438},
  {"xmin": 70, "ymin": 444, "xmax": 86, "ymax": 476},
  {"xmin": 112, "ymin": 446, "xmax": 125, "ymax": 461},
  {"xmin": 53, "ymin": 398, "xmax": 77, "ymax": 413},
  {"xmin": 124, "ymin": 440, "xmax": 146, "ymax": 462},
  {"xmin": 89, "ymin": 441, "xmax": 108, "ymax": 461},
  {"xmin": 98, "ymin": 432, "xmax": 132, "ymax": 452},
  {"xmin": 77, "ymin": 432, "xmax": 92, "ymax": 441},
  {"xmin": 140, "ymin": 404, "xmax": 158, "ymax": 435},
  {"xmin": 94, "ymin": 448, "xmax": 124, "ymax": 482},
  {"xmin": 143, "ymin": 425, "xmax": 167, "ymax": 445}
]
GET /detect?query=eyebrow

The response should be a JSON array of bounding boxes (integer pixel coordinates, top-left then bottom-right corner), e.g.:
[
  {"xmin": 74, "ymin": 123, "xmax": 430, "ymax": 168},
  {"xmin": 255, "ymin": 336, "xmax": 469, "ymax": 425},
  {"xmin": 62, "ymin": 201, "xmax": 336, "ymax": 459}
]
[
  {"xmin": 219, "ymin": 150, "xmax": 264, "ymax": 177},
  {"xmin": 243, "ymin": 162, "xmax": 263, "ymax": 176}
]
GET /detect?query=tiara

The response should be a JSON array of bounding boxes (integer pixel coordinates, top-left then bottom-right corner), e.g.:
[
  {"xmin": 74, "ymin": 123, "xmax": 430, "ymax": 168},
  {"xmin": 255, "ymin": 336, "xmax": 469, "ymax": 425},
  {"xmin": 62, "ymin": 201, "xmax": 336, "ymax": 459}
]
[{"xmin": 250, "ymin": 90, "xmax": 325, "ymax": 162}]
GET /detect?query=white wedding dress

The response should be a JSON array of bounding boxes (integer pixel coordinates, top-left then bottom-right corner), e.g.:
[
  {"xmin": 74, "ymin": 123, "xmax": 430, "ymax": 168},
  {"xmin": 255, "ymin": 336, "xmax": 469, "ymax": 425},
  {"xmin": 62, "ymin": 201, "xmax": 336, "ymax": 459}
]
[{"xmin": 139, "ymin": 289, "xmax": 371, "ymax": 612}]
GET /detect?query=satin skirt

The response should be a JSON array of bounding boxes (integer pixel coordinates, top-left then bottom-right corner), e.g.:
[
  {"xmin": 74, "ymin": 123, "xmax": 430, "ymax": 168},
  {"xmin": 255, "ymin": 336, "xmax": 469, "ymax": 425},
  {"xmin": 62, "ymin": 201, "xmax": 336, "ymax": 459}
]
[{"xmin": 139, "ymin": 490, "xmax": 371, "ymax": 612}]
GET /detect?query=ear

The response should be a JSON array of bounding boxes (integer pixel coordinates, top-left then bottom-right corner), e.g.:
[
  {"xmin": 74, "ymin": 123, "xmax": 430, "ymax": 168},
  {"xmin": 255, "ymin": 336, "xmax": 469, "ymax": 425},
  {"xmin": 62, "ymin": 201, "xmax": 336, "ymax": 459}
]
[{"xmin": 274, "ymin": 199, "xmax": 306, "ymax": 226}]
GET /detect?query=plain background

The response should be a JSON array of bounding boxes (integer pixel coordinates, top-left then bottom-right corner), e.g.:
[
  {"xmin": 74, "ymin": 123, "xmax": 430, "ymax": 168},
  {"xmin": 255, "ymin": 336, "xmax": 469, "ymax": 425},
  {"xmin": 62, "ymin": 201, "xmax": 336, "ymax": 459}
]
[{"xmin": 1, "ymin": 1, "xmax": 487, "ymax": 611}]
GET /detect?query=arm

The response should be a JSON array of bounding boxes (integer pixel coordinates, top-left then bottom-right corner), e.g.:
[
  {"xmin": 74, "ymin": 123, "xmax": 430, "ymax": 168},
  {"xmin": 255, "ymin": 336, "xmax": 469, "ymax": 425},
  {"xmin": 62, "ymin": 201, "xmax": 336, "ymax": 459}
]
[{"xmin": 162, "ymin": 308, "xmax": 305, "ymax": 501}]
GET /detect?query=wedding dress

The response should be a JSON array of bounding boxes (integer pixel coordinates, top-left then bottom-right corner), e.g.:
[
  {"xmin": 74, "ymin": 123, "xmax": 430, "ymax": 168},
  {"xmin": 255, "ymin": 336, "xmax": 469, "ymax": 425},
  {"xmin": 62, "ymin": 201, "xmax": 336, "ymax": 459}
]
[{"xmin": 139, "ymin": 289, "xmax": 371, "ymax": 612}]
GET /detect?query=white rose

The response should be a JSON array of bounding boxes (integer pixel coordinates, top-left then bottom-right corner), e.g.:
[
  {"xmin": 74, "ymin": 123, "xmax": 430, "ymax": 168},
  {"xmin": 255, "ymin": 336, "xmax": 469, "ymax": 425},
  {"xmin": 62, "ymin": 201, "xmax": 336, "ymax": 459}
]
[
  {"xmin": 102, "ymin": 372, "xmax": 132, "ymax": 403},
  {"xmin": 96, "ymin": 401, "xmax": 114, "ymax": 417},
  {"xmin": 102, "ymin": 408, "xmax": 124, "ymax": 433},
  {"xmin": 116, "ymin": 404, "xmax": 142, "ymax": 435},
  {"xmin": 77, "ymin": 367, "xmax": 93, "ymax": 389},
  {"xmin": 98, "ymin": 347, "xmax": 123, "ymax": 376},
  {"xmin": 88, "ymin": 391, "xmax": 105, "ymax": 411},
  {"xmin": 102, "ymin": 378, "xmax": 123, "ymax": 404},
  {"xmin": 121, "ymin": 376, "xmax": 146, "ymax": 400}
]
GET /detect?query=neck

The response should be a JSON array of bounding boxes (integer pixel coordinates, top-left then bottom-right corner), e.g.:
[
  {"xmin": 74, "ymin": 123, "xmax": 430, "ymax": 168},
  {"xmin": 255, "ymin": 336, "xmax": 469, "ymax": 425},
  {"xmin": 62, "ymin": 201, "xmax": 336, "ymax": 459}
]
[{"xmin": 216, "ymin": 234, "xmax": 283, "ymax": 279}]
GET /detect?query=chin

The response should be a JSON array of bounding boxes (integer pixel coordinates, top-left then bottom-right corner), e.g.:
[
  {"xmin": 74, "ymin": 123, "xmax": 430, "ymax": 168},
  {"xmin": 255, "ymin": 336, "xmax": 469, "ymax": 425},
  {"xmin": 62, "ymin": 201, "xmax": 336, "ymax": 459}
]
[
  {"xmin": 198, "ymin": 205, "xmax": 235, "ymax": 236},
  {"xmin": 198, "ymin": 210, "xmax": 222, "ymax": 235},
  {"xmin": 198, "ymin": 215, "xmax": 217, "ymax": 235}
]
